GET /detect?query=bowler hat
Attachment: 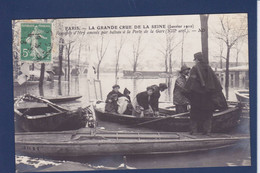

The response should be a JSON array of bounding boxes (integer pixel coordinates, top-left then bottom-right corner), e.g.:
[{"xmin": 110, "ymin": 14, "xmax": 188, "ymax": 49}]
[
  {"xmin": 193, "ymin": 52, "xmax": 204, "ymax": 62},
  {"xmin": 180, "ymin": 64, "xmax": 190, "ymax": 73},
  {"xmin": 112, "ymin": 84, "xmax": 120, "ymax": 89}
]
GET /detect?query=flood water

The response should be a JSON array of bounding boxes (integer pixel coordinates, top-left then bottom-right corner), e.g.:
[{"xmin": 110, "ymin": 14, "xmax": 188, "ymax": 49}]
[{"xmin": 14, "ymin": 73, "xmax": 251, "ymax": 172}]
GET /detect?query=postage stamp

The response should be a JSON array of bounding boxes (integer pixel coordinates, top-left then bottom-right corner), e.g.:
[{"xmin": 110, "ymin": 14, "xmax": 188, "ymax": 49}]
[{"xmin": 20, "ymin": 23, "xmax": 52, "ymax": 62}]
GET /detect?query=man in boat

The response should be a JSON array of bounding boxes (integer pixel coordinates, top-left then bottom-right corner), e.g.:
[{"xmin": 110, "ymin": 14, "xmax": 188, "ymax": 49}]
[
  {"xmin": 105, "ymin": 93, "xmax": 119, "ymax": 113},
  {"xmin": 184, "ymin": 52, "xmax": 226, "ymax": 135},
  {"xmin": 106, "ymin": 84, "xmax": 124, "ymax": 103},
  {"xmin": 150, "ymin": 83, "xmax": 168, "ymax": 117},
  {"xmin": 105, "ymin": 84, "xmax": 123, "ymax": 113},
  {"xmin": 132, "ymin": 86, "xmax": 155, "ymax": 117},
  {"xmin": 173, "ymin": 64, "xmax": 190, "ymax": 113}
]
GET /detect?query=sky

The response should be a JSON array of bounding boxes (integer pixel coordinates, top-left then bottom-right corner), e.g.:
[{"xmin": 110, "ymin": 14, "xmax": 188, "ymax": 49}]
[{"xmin": 14, "ymin": 13, "xmax": 248, "ymax": 71}]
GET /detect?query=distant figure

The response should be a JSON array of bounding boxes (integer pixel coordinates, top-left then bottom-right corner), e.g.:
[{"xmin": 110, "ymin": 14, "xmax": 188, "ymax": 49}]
[
  {"xmin": 185, "ymin": 52, "xmax": 227, "ymax": 135},
  {"xmin": 132, "ymin": 87, "xmax": 154, "ymax": 117},
  {"xmin": 150, "ymin": 83, "xmax": 168, "ymax": 117},
  {"xmin": 105, "ymin": 94, "xmax": 119, "ymax": 113},
  {"xmin": 173, "ymin": 64, "xmax": 190, "ymax": 113},
  {"xmin": 106, "ymin": 84, "xmax": 123, "ymax": 103}
]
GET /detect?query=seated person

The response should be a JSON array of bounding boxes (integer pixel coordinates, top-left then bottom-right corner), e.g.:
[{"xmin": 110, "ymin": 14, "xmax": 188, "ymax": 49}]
[
  {"xmin": 105, "ymin": 94, "xmax": 119, "ymax": 113},
  {"xmin": 123, "ymin": 88, "xmax": 131, "ymax": 103},
  {"xmin": 123, "ymin": 88, "xmax": 133, "ymax": 115},
  {"xmin": 132, "ymin": 86, "xmax": 155, "ymax": 117},
  {"xmin": 105, "ymin": 84, "xmax": 123, "ymax": 103},
  {"xmin": 116, "ymin": 88, "xmax": 133, "ymax": 115}
]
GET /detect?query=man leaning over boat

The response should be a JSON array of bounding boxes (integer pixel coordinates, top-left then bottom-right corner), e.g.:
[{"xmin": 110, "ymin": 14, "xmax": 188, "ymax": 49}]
[
  {"xmin": 132, "ymin": 86, "xmax": 155, "ymax": 117},
  {"xmin": 149, "ymin": 83, "xmax": 168, "ymax": 117}
]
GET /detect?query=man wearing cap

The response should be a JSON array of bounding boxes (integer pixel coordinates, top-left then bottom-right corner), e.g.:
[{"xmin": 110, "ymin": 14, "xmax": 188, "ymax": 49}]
[
  {"xmin": 150, "ymin": 83, "xmax": 168, "ymax": 117},
  {"xmin": 185, "ymin": 52, "xmax": 225, "ymax": 135},
  {"xmin": 105, "ymin": 84, "xmax": 124, "ymax": 103},
  {"xmin": 173, "ymin": 64, "xmax": 190, "ymax": 113}
]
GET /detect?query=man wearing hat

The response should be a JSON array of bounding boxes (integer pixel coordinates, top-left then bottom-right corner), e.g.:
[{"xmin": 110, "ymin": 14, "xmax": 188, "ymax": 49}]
[
  {"xmin": 173, "ymin": 64, "xmax": 190, "ymax": 114},
  {"xmin": 150, "ymin": 83, "xmax": 168, "ymax": 116},
  {"xmin": 105, "ymin": 84, "xmax": 124, "ymax": 103},
  {"xmin": 185, "ymin": 52, "xmax": 225, "ymax": 135}
]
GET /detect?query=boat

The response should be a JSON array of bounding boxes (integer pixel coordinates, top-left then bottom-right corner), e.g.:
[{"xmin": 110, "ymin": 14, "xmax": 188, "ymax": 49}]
[
  {"xmin": 40, "ymin": 95, "xmax": 82, "ymax": 103},
  {"xmin": 14, "ymin": 94, "xmax": 92, "ymax": 132},
  {"xmin": 94, "ymin": 102, "xmax": 241, "ymax": 132},
  {"xmin": 15, "ymin": 129, "xmax": 249, "ymax": 157},
  {"xmin": 14, "ymin": 95, "xmax": 82, "ymax": 103},
  {"xmin": 235, "ymin": 90, "xmax": 249, "ymax": 104}
]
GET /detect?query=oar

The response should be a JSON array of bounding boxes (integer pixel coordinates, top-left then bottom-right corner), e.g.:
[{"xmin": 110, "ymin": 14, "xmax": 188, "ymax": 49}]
[{"xmin": 130, "ymin": 112, "xmax": 189, "ymax": 127}]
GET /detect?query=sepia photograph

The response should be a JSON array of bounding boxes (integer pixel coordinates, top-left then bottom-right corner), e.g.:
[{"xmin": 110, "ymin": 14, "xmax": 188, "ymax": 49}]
[{"xmin": 13, "ymin": 13, "xmax": 251, "ymax": 172}]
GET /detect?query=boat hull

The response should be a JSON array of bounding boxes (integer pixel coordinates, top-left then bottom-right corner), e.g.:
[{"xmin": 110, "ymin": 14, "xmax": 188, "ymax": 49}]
[
  {"xmin": 14, "ymin": 94, "xmax": 88, "ymax": 132},
  {"xmin": 235, "ymin": 90, "xmax": 249, "ymax": 103},
  {"xmin": 15, "ymin": 110, "xmax": 87, "ymax": 132},
  {"xmin": 94, "ymin": 106, "xmax": 241, "ymax": 132},
  {"xmin": 15, "ymin": 131, "xmax": 248, "ymax": 157},
  {"xmin": 42, "ymin": 95, "xmax": 82, "ymax": 103}
]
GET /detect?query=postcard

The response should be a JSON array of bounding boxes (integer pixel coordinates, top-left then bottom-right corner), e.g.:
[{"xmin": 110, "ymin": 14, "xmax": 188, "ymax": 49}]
[{"xmin": 13, "ymin": 13, "xmax": 251, "ymax": 172}]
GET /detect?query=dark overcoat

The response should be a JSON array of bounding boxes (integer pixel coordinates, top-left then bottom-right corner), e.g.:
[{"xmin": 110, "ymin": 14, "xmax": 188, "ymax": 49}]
[{"xmin": 136, "ymin": 91, "xmax": 152, "ymax": 110}]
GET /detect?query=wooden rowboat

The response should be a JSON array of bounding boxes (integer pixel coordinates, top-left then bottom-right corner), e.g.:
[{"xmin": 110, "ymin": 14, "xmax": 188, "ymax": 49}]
[
  {"xmin": 39, "ymin": 95, "xmax": 82, "ymax": 103},
  {"xmin": 235, "ymin": 90, "xmax": 249, "ymax": 103},
  {"xmin": 14, "ymin": 95, "xmax": 82, "ymax": 103},
  {"xmin": 15, "ymin": 129, "xmax": 249, "ymax": 157},
  {"xmin": 94, "ymin": 102, "xmax": 241, "ymax": 132},
  {"xmin": 14, "ymin": 94, "xmax": 92, "ymax": 132}
]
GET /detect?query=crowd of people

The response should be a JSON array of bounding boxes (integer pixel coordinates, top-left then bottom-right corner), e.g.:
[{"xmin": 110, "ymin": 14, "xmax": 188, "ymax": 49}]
[{"xmin": 104, "ymin": 52, "xmax": 227, "ymax": 135}]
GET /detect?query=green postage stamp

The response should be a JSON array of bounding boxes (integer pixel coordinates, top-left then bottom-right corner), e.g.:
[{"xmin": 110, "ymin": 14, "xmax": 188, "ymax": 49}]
[{"xmin": 20, "ymin": 23, "xmax": 52, "ymax": 62}]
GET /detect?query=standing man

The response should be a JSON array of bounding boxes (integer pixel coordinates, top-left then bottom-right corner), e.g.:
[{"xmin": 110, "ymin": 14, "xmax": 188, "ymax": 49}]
[
  {"xmin": 185, "ymin": 52, "xmax": 224, "ymax": 135},
  {"xmin": 150, "ymin": 83, "xmax": 168, "ymax": 116},
  {"xmin": 173, "ymin": 64, "xmax": 190, "ymax": 113}
]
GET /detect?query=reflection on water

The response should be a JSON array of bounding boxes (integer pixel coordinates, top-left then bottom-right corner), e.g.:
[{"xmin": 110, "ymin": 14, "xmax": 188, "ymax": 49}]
[{"xmin": 14, "ymin": 73, "xmax": 251, "ymax": 172}]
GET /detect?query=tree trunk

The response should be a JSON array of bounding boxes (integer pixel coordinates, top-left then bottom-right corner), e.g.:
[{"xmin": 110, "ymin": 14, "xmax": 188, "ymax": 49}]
[
  {"xmin": 181, "ymin": 32, "xmax": 184, "ymax": 66},
  {"xmin": 133, "ymin": 63, "xmax": 137, "ymax": 72},
  {"xmin": 115, "ymin": 62, "xmax": 119, "ymax": 84},
  {"xmin": 165, "ymin": 54, "xmax": 168, "ymax": 73},
  {"xmin": 68, "ymin": 53, "xmax": 70, "ymax": 82},
  {"xmin": 225, "ymin": 47, "xmax": 230, "ymax": 99},
  {"xmin": 97, "ymin": 62, "xmax": 101, "ymax": 80},
  {"xmin": 39, "ymin": 63, "xmax": 45, "ymax": 87},
  {"xmin": 236, "ymin": 51, "xmax": 239, "ymax": 66},
  {"xmin": 169, "ymin": 53, "xmax": 172, "ymax": 73},
  {"xmin": 220, "ymin": 57, "xmax": 222, "ymax": 69},
  {"xmin": 58, "ymin": 38, "xmax": 64, "ymax": 84},
  {"xmin": 200, "ymin": 15, "xmax": 209, "ymax": 64}
]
